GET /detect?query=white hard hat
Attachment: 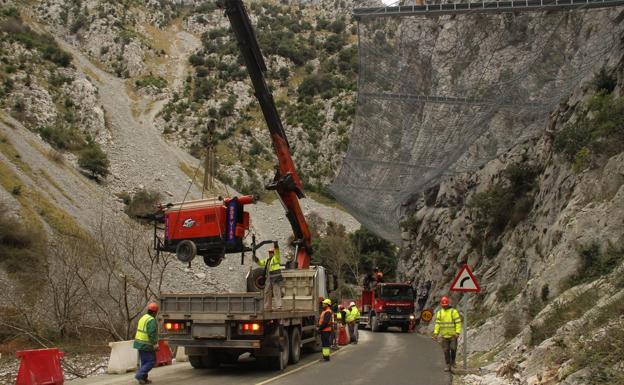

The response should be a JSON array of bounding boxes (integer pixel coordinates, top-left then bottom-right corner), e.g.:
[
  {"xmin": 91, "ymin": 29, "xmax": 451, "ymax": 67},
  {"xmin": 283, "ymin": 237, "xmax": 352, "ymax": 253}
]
[{"xmin": 349, "ymin": 301, "xmax": 356, "ymax": 307}]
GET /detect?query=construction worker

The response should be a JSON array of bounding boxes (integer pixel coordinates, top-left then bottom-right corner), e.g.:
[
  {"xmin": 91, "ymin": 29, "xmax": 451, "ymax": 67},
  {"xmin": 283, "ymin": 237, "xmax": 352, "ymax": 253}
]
[
  {"xmin": 433, "ymin": 296, "xmax": 462, "ymax": 372},
  {"xmin": 374, "ymin": 267, "xmax": 384, "ymax": 284},
  {"xmin": 134, "ymin": 302, "xmax": 159, "ymax": 385},
  {"xmin": 254, "ymin": 241, "xmax": 282, "ymax": 310},
  {"xmin": 347, "ymin": 301, "xmax": 360, "ymax": 344},
  {"xmin": 318, "ymin": 298, "xmax": 333, "ymax": 361}
]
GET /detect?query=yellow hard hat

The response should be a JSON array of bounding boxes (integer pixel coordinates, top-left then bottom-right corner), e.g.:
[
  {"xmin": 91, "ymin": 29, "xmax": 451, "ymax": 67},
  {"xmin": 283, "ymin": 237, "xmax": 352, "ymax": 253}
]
[{"xmin": 322, "ymin": 298, "xmax": 332, "ymax": 306}]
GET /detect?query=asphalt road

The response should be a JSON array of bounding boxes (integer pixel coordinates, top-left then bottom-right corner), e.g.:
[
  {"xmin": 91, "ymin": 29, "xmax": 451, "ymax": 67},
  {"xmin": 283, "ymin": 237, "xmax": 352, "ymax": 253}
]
[{"xmin": 70, "ymin": 329, "xmax": 449, "ymax": 385}]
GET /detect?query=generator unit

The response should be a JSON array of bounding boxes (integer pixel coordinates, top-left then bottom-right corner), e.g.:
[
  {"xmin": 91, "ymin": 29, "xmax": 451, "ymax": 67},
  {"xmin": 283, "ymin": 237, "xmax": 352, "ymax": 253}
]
[{"xmin": 154, "ymin": 195, "xmax": 257, "ymax": 267}]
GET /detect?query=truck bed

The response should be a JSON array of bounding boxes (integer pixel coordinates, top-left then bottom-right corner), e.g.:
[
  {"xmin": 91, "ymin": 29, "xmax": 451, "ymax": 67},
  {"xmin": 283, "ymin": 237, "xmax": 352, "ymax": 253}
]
[{"xmin": 160, "ymin": 268, "xmax": 322, "ymax": 321}]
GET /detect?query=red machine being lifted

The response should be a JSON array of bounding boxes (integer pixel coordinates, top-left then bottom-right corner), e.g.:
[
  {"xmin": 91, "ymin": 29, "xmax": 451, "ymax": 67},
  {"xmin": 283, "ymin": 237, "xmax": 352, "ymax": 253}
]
[
  {"xmin": 155, "ymin": 0, "xmax": 313, "ymax": 269},
  {"xmin": 155, "ymin": 195, "xmax": 256, "ymax": 267}
]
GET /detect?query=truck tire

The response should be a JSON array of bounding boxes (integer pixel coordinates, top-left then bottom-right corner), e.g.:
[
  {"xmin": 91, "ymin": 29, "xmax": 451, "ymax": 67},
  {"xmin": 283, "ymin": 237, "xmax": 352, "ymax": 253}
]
[
  {"xmin": 289, "ymin": 327, "xmax": 301, "ymax": 364},
  {"xmin": 247, "ymin": 267, "xmax": 266, "ymax": 292},
  {"xmin": 370, "ymin": 315, "xmax": 380, "ymax": 333},
  {"xmin": 176, "ymin": 240, "xmax": 197, "ymax": 263},
  {"xmin": 269, "ymin": 329, "xmax": 289, "ymax": 370},
  {"xmin": 189, "ymin": 355, "xmax": 204, "ymax": 369}
]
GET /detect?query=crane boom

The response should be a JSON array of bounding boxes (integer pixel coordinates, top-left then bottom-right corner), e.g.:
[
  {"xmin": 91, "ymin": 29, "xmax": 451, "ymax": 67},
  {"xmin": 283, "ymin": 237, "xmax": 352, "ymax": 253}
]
[{"xmin": 219, "ymin": 0, "xmax": 313, "ymax": 268}]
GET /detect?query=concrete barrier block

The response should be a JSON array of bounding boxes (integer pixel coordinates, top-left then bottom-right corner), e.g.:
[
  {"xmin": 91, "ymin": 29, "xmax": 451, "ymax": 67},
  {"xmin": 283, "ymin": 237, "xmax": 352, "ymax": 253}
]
[
  {"xmin": 107, "ymin": 340, "xmax": 137, "ymax": 374},
  {"xmin": 174, "ymin": 345, "xmax": 188, "ymax": 362}
]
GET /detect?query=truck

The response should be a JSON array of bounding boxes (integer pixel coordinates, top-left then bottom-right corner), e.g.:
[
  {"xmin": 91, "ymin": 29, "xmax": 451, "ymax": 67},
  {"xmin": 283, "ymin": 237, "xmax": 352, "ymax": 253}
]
[
  {"xmin": 358, "ymin": 283, "xmax": 415, "ymax": 332},
  {"xmin": 157, "ymin": 0, "xmax": 325, "ymax": 371},
  {"xmin": 160, "ymin": 267, "xmax": 327, "ymax": 370}
]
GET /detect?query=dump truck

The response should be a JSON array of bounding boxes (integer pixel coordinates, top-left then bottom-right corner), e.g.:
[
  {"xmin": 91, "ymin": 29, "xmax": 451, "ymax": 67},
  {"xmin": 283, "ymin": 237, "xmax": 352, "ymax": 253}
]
[{"xmin": 160, "ymin": 267, "xmax": 327, "ymax": 370}]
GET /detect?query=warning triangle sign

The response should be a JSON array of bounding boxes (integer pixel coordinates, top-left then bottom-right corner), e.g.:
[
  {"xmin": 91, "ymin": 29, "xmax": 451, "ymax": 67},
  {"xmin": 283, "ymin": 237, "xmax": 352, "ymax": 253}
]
[{"xmin": 450, "ymin": 265, "xmax": 480, "ymax": 292}]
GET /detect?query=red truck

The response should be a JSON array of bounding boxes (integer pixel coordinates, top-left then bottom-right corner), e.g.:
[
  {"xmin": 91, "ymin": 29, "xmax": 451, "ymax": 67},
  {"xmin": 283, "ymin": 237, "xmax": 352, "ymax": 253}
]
[{"xmin": 358, "ymin": 283, "xmax": 415, "ymax": 332}]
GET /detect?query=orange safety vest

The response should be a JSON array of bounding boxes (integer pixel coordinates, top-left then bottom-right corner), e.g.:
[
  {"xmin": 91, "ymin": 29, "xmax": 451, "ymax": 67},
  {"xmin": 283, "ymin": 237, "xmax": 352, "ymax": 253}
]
[{"xmin": 319, "ymin": 309, "xmax": 333, "ymax": 332}]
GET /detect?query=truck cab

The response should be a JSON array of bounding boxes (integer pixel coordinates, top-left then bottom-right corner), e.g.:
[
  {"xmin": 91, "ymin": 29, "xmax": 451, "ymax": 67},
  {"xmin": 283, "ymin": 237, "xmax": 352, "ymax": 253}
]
[{"xmin": 359, "ymin": 283, "xmax": 415, "ymax": 332}]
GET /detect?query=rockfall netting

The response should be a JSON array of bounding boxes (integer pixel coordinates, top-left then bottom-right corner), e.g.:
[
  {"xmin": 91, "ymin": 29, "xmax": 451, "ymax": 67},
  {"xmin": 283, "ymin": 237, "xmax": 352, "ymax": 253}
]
[{"xmin": 330, "ymin": 5, "xmax": 624, "ymax": 243}]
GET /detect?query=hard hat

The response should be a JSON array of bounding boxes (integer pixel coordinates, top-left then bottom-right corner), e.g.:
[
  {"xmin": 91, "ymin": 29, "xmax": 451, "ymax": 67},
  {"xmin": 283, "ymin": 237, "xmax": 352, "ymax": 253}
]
[
  {"xmin": 349, "ymin": 301, "xmax": 356, "ymax": 307},
  {"xmin": 322, "ymin": 298, "xmax": 332, "ymax": 306},
  {"xmin": 440, "ymin": 296, "xmax": 450, "ymax": 307},
  {"xmin": 147, "ymin": 302, "xmax": 159, "ymax": 312}
]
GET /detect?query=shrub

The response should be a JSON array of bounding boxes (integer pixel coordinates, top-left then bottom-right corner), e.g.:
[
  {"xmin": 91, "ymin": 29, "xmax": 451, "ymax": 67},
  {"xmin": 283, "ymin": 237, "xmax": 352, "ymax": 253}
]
[
  {"xmin": 1, "ymin": 18, "xmax": 72, "ymax": 67},
  {"xmin": 78, "ymin": 143, "xmax": 110, "ymax": 179},
  {"xmin": 188, "ymin": 54, "xmax": 204, "ymax": 67},
  {"xmin": 39, "ymin": 125, "xmax": 85, "ymax": 151},
  {"xmin": 124, "ymin": 189, "xmax": 161, "ymax": 218},
  {"xmin": 554, "ymin": 93, "xmax": 624, "ymax": 167},
  {"xmin": 0, "ymin": 205, "xmax": 44, "ymax": 276},
  {"xmin": 135, "ymin": 74, "xmax": 167, "ymax": 89},
  {"xmin": 593, "ymin": 66, "xmax": 617, "ymax": 94},
  {"xmin": 564, "ymin": 242, "xmax": 624, "ymax": 288},
  {"xmin": 497, "ymin": 283, "xmax": 520, "ymax": 303},
  {"xmin": 529, "ymin": 289, "xmax": 596, "ymax": 346}
]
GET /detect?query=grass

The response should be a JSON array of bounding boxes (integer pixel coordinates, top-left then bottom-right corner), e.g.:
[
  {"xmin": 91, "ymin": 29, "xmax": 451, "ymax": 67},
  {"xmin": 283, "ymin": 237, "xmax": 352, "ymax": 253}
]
[
  {"xmin": 497, "ymin": 283, "xmax": 521, "ymax": 303},
  {"xmin": 572, "ymin": 324, "xmax": 624, "ymax": 384},
  {"xmin": 563, "ymin": 242, "xmax": 624, "ymax": 289},
  {"xmin": 529, "ymin": 288, "xmax": 597, "ymax": 346},
  {"xmin": 38, "ymin": 169, "xmax": 74, "ymax": 203},
  {"xmin": 0, "ymin": 134, "xmax": 33, "ymax": 176}
]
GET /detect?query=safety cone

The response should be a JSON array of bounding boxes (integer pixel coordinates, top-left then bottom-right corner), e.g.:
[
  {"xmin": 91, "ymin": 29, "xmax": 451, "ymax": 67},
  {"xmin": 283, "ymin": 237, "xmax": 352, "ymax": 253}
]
[
  {"xmin": 15, "ymin": 348, "xmax": 65, "ymax": 385},
  {"xmin": 155, "ymin": 340, "xmax": 172, "ymax": 367},
  {"xmin": 338, "ymin": 325, "xmax": 349, "ymax": 345}
]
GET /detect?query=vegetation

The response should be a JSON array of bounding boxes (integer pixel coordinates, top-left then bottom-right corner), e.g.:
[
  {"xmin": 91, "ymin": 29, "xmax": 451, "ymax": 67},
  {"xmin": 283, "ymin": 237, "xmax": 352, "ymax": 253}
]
[
  {"xmin": 554, "ymin": 92, "xmax": 624, "ymax": 171},
  {"xmin": 564, "ymin": 242, "xmax": 624, "ymax": 289},
  {"xmin": 124, "ymin": 189, "xmax": 162, "ymax": 219},
  {"xmin": 78, "ymin": 142, "xmax": 110, "ymax": 179},
  {"xmin": 0, "ymin": 204, "xmax": 45, "ymax": 277},
  {"xmin": 529, "ymin": 288, "xmax": 596, "ymax": 346},
  {"xmin": 135, "ymin": 74, "xmax": 168, "ymax": 89},
  {"xmin": 469, "ymin": 162, "xmax": 542, "ymax": 243},
  {"xmin": 0, "ymin": 15, "xmax": 72, "ymax": 67},
  {"xmin": 497, "ymin": 283, "xmax": 520, "ymax": 303}
]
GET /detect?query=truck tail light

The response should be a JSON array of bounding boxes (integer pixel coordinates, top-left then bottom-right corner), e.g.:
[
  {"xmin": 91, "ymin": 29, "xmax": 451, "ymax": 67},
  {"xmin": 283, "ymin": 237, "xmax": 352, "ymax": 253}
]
[
  {"xmin": 164, "ymin": 321, "xmax": 186, "ymax": 333},
  {"xmin": 239, "ymin": 322, "xmax": 262, "ymax": 334}
]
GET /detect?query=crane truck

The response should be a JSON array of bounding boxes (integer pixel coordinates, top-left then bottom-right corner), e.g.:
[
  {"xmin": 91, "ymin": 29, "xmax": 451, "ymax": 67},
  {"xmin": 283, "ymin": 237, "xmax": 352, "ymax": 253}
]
[{"xmin": 155, "ymin": 0, "xmax": 328, "ymax": 370}]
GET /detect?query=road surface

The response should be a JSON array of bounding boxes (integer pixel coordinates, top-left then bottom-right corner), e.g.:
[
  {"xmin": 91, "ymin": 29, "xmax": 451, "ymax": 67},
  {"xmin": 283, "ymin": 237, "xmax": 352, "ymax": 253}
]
[{"xmin": 70, "ymin": 329, "xmax": 449, "ymax": 385}]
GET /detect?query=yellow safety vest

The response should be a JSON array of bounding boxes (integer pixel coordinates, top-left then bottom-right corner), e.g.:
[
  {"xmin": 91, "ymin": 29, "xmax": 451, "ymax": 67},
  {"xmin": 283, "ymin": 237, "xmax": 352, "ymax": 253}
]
[
  {"xmin": 434, "ymin": 307, "xmax": 462, "ymax": 338},
  {"xmin": 257, "ymin": 249, "xmax": 281, "ymax": 273},
  {"xmin": 135, "ymin": 314, "xmax": 155, "ymax": 344},
  {"xmin": 347, "ymin": 306, "xmax": 360, "ymax": 322}
]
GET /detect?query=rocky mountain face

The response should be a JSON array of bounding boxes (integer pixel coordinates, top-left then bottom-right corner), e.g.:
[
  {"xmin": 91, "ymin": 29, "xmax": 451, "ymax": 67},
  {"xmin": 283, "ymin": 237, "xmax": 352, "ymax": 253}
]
[{"xmin": 398, "ymin": 15, "xmax": 624, "ymax": 384}]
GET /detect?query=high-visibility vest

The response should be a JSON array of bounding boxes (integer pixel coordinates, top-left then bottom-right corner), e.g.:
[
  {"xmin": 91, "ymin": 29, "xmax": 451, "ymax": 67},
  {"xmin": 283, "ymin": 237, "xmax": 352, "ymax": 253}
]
[
  {"xmin": 347, "ymin": 306, "xmax": 360, "ymax": 322},
  {"xmin": 135, "ymin": 314, "xmax": 155, "ymax": 344},
  {"xmin": 434, "ymin": 307, "xmax": 462, "ymax": 338},
  {"xmin": 257, "ymin": 248, "xmax": 281, "ymax": 273},
  {"xmin": 336, "ymin": 311, "xmax": 342, "ymax": 320},
  {"xmin": 319, "ymin": 309, "xmax": 333, "ymax": 332}
]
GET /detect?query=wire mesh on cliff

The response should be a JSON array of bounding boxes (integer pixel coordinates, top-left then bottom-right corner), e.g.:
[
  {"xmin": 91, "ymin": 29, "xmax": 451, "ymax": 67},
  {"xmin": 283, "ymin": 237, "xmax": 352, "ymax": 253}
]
[{"xmin": 329, "ymin": 5, "xmax": 624, "ymax": 244}]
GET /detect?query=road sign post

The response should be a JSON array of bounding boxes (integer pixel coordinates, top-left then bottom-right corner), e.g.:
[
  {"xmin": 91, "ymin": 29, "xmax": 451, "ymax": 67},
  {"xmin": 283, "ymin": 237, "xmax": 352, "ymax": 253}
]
[{"xmin": 450, "ymin": 264, "xmax": 480, "ymax": 370}]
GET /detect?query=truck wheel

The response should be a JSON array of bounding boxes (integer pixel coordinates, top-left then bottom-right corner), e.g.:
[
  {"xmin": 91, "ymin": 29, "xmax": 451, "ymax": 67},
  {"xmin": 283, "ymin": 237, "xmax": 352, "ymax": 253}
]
[
  {"xmin": 200, "ymin": 351, "xmax": 220, "ymax": 369},
  {"xmin": 189, "ymin": 355, "xmax": 205, "ymax": 369},
  {"xmin": 289, "ymin": 327, "xmax": 301, "ymax": 364},
  {"xmin": 176, "ymin": 240, "xmax": 197, "ymax": 263},
  {"xmin": 371, "ymin": 315, "xmax": 379, "ymax": 332},
  {"xmin": 269, "ymin": 329, "xmax": 289, "ymax": 370},
  {"xmin": 247, "ymin": 268, "xmax": 266, "ymax": 292}
]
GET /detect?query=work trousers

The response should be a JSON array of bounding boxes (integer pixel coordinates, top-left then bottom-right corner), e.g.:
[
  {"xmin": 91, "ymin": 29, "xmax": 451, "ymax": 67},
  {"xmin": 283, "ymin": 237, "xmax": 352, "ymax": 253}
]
[
  {"xmin": 441, "ymin": 337, "xmax": 458, "ymax": 366},
  {"xmin": 264, "ymin": 277, "xmax": 282, "ymax": 310},
  {"xmin": 135, "ymin": 350, "xmax": 156, "ymax": 381},
  {"xmin": 320, "ymin": 330, "xmax": 332, "ymax": 360},
  {"xmin": 348, "ymin": 322, "xmax": 358, "ymax": 343}
]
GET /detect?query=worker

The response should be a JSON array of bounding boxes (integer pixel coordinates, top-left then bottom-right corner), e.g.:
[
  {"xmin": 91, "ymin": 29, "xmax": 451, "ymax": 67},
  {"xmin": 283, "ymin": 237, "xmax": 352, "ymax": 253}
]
[
  {"xmin": 318, "ymin": 298, "xmax": 333, "ymax": 361},
  {"xmin": 254, "ymin": 241, "xmax": 282, "ymax": 310},
  {"xmin": 336, "ymin": 304, "xmax": 347, "ymax": 325},
  {"xmin": 374, "ymin": 267, "xmax": 384, "ymax": 283},
  {"xmin": 134, "ymin": 302, "xmax": 160, "ymax": 385},
  {"xmin": 432, "ymin": 296, "xmax": 462, "ymax": 372},
  {"xmin": 347, "ymin": 301, "xmax": 360, "ymax": 344}
]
